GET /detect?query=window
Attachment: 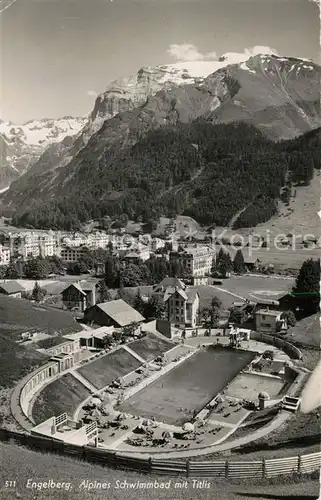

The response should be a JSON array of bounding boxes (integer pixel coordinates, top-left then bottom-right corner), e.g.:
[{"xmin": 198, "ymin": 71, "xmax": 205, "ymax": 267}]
[{"xmin": 262, "ymin": 315, "xmax": 266, "ymax": 320}]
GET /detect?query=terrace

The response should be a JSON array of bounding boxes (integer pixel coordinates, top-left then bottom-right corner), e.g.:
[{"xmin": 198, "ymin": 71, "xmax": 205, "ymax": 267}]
[
  {"xmin": 31, "ymin": 373, "xmax": 91, "ymax": 424},
  {"xmin": 128, "ymin": 333, "xmax": 172, "ymax": 362},
  {"xmin": 77, "ymin": 348, "xmax": 141, "ymax": 390}
]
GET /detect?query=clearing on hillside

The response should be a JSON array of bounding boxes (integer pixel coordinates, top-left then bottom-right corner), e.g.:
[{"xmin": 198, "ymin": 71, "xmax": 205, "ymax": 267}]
[
  {"xmin": 0, "ymin": 335, "xmax": 47, "ymax": 388},
  {"xmin": 0, "ymin": 295, "xmax": 82, "ymax": 341},
  {"xmin": 32, "ymin": 373, "xmax": 91, "ymax": 424},
  {"xmin": 119, "ymin": 345, "xmax": 255, "ymax": 425},
  {"xmin": 77, "ymin": 348, "xmax": 141, "ymax": 389}
]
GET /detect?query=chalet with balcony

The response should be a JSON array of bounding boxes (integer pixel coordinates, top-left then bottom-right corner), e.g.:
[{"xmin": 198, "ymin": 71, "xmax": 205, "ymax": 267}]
[{"xmin": 61, "ymin": 281, "xmax": 97, "ymax": 312}]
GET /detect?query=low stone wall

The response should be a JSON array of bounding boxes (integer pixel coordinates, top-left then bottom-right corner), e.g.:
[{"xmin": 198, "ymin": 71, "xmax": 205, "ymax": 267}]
[
  {"xmin": 250, "ymin": 331, "xmax": 302, "ymax": 359},
  {"xmin": 19, "ymin": 362, "xmax": 60, "ymax": 419}
]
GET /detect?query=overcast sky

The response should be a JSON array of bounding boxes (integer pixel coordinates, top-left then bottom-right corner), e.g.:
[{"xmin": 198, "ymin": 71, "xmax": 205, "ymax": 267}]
[{"xmin": 1, "ymin": 0, "xmax": 320, "ymax": 123}]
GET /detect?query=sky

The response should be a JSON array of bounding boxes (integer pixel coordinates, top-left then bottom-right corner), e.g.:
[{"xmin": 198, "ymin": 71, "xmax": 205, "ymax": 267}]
[{"xmin": 1, "ymin": 0, "xmax": 320, "ymax": 123}]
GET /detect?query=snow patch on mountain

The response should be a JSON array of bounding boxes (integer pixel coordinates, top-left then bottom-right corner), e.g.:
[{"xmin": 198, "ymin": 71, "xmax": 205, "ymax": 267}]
[{"xmin": 0, "ymin": 116, "xmax": 87, "ymax": 148}]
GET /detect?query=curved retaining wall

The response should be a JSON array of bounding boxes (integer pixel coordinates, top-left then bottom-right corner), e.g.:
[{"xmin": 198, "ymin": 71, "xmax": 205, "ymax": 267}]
[
  {"xmin": 19, "ymin": 362, "xmax": 61, "ymax": 419},
  {"xmin": 250, "ymin": 332, "xmax": 302, "ymax": 359},
  {"xmin": 0, "ymin": 427, "xmax": 319, "ymax": 478}
]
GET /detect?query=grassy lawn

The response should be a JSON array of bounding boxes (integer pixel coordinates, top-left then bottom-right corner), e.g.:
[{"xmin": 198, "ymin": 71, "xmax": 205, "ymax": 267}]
[
  {"xmin": 0, "ymin": 443, "xmax": 319, "ymax": 500},
  {"xmin": 119, "ymin": 346, "xmax": 255, "ymax": 425},
  {"xmin": 284, "ymin": 314, "xmax": 320, "ymax": 348},
  {"xmin": 0, "ymin": 295, "xmax": 82, "ymax": 341},
  {"xmin": 34, "ymin": 336, "xmax": 70, "ymax": 350},
  {"xmin": 0, "ymin": 295, "xmax": 82, "ymax": 389},
  {"xmin": 230, "ymin": 407, "xmax": 321, "ymax": 460},
  {"xmin": 0, "ymin": 335, "xmax": 47, "ymax": 388},
  {"xmin": 128, "ymin": 333, "xmax": 173, "ymax": 361},
  {"xmin": 77, "ymin": 348, "xmax": 141, "ymax": 390},
  {"xmin": 192, "ymin": 275, "xmax": 294, "ymax": 310},
  {"xmin": 32, "ymin": 373, "xmax": 91, "ymax": 424}
]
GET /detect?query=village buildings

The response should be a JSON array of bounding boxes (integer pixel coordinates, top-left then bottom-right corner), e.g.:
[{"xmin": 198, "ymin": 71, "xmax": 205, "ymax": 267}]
[
  {"xmin": 254, "ymin": 309, "xmax": 287, "ymax": 333},
  {"xmin": 60, "ymin": 246, "xmax": 86, "ymax": 263},
  {"xmin": 164, "ymin": 287, "xmax": 200, "ymax": 329},
  {"xmin": 169, "ymin": 245, "xmax": 216, "ymax": 284},
  {"xmin": 0, "ymin": 281, "xmax": 25, "ymax": 298},
  {"xmin": 61, "ymin": 281, "xmax": 97, "ymax": 311},
  {"xmin": 0, "ymin": 243, "xmax": 10, "ymax": 266},
  {"xmin": 83, "ymin": 299, "xmax": 145, "ymax": 328},
  {"xmin": 0, "ymin": 228, "xmax": 60, "ymax": 261}
]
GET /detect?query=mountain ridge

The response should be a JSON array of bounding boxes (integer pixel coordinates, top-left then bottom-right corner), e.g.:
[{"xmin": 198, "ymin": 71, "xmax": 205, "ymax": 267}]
[
  {"xmin": 0, "ymin": 116, "xmax": 87, "ymax": 190},
  {"xmin": 2, "ymin": 53, "xmax": 320, "ymax": 229}
]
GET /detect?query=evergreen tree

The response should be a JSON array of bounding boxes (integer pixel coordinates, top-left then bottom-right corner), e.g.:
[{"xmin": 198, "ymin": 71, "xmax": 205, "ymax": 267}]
[
  {"xmin": 216, "ymin": 248, "xmax": 225, "ymax": 266},
  {"xmin": 5, "ymin": 261, "xmax": 23, "ymax": 279},
  {"xmin": 292, "ymin": 259, "xmax": 320, "ymax": 314},
  {"xmin": 218, "ymin": 251, "xmax": 232, "ymax": 278},
  {"xmin": 229, "ymin": 307, "xmax": 245, "ymax": 325},
  {"xmin": 25, "ymin": 257, "xmax": 51, "ymax": 280},
  {"xmin": 105, "ymin": 256, "xmax": 120, "ymax": 288},
  {"xmin": 144, "ymin": 294, "xmax": 166, "ymax": 320},
  {"xmin": 31, "ymin": 281, "xmax": 46, "ymax": 302},
  {"xmin": 97, "ymin": 279, "xmax": 112, "ymax": 303},
  {"xmin": 199, "ymin": 297, "xmax": 221, "ymax": 333},
  {"xmin": 233, "ymin": 250, "xmax": 245, "ymax": 274},
  {"xmin": 120, "ymin": 264, "xmax": 143, "ymax": 287},
  {"xmin": 133, "ymin": 289, "xmax": 145, "ymax": 315},
  {"xmin": 281, "ymin": 310, "xmax": 296, "ymax": 327}
]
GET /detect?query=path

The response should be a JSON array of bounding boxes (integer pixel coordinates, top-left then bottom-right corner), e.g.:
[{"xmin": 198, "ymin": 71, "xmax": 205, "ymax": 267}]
[
  {"xmin": 122, "ymin": 344, "xmax": 146, "ymax": 364},
  {"xmin": 71, "ymin": 369, "xmax": 97, "ymax": 393},
  {"xmin": 209, "ymin": 284, "xmax": 246, "ymax": 301},
  {"xmin": 228, "ymin": 201, "xmax": 253, "ymax": 229}
]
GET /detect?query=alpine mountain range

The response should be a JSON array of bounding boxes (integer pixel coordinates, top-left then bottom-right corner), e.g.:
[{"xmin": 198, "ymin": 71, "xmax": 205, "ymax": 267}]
[{"xmin": 1, "ymin": 51, "xmax": 320, "ymax": 230}]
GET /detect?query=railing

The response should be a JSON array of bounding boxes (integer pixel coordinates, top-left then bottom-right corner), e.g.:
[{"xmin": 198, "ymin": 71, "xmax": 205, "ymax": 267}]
[{"xmin": 0, "ymin": 427, "xmax": 319, "ymax": 479}]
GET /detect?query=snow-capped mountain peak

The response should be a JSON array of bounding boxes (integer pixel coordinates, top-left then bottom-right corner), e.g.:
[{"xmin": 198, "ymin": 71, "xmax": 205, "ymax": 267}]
[
  {"xmin": 0, "ymin": 116, "xmax": 87, "ymax": 190},
  {"xmin": 0, "ymin": 116, "xmax": 87, "ymax": 147}
]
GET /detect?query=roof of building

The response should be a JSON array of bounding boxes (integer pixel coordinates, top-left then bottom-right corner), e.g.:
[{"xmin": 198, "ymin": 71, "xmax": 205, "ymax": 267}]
[
  {"xmin": 124, "ymin": 251, "xmax": 141, "ymax": 259},
  {"xmin": 96, "ymin": 299, "xmax": 145, "ymax": 327},
  {"xmin": 0, "ymin": 281, "xmax": 25, "ymax": 294},
  {"xmin": 62, "ymin": 283, "xmax": 86, "ymax": 296},
  {"xmin": 255, "ymin": 298, "xmax": 280, "ymax": 306},
  {"xmin": 43, "ymin": 282, "xmax": 69, "ymax": 295},
  {"xmin": 154, "ymin": 277, "xmax": 186, "ymax": 292},
  {"xmin": 256, "ymin": 309, "xmax": 281, "ymax": 317},
  {"xmin": 92, "ymin": 326, "xmax": 114, "ymax": 339},
  {"xmin": 179, "ymin": 246, "xmax": 215, "ymax": 256},
  {"xmin": 175, "ymin": 288, "xmax": 188, "ymax": 301},
  {"xmin": 79, "ymin": 280, "xmax": 97, "ymax": 291},
  {"xmin": 163, "ymin": 287, "xmax": 176, "ymax": 302},
  {"xmin": 186, "ymin": 289, "xmax": 199, "ymax": 303},
  {"xmin": 244, "ymin": 257, "xmax": 260, "ymax": 264}
]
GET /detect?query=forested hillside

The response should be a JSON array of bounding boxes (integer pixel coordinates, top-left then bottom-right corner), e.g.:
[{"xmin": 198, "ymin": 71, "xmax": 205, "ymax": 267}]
[{"xmin": 12, "ymin": 123, "xmax": 321, "ymax": 230}]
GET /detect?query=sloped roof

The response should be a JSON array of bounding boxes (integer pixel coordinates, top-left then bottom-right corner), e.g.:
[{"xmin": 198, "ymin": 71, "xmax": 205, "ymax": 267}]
[
  {"xmin": 186, "ymin": 289, "xmax": 199, "ymax": 303},
  {"xmin": 96, "ymin": 299, "xmax": 145, "ymax": 327},
  {"xmin": 79, "ymin": 280, "xmax": 97, "ymax": 291},
  {"xmin": 154, "ymin": 277, "xmax": 186, "ymax": 292},
  {"xmin": 0, "ymin": 281, "xmax": 25, "ymax": 294},
  {"xmin": 163, "ymin": 287, "xmax": 175, "ymax": 302},
  {"xmin": 176, "ymin": 288, "xmax": 188, "ymax": 301},
  {"xmin": 43, "ymin": 281, "xmax": 69, "ymax": 295},
  {"xmin": 62, "ymin": 283, "xmax": 86, "ymax": 296},
  {"xmin": 256, "ymin": 309, "xmax": 280, "ymax": 317}
]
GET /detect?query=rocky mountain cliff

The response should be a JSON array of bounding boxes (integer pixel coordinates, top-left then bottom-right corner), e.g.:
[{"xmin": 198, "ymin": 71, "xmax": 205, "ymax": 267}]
[
  {"xmin": 0, "ymin": 116, "xmax": 87, "ymax": 190},
  {"xmin": 2, "ymin": 53, "xmax": 320, "ymax": 224}
]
